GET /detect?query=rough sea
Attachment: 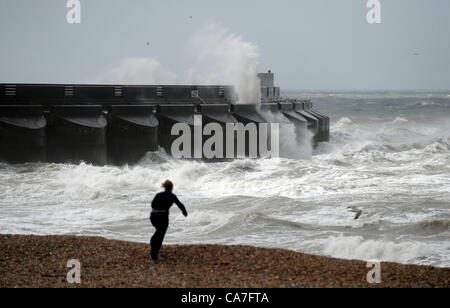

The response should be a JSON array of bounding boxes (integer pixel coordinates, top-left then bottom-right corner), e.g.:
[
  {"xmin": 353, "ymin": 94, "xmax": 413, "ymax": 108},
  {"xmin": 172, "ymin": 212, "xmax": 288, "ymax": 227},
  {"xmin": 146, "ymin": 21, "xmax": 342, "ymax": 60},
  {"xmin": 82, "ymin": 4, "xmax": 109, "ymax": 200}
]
[{"xmin": 0, "ymin": 91, "xmax": 449, "ymax": 268}]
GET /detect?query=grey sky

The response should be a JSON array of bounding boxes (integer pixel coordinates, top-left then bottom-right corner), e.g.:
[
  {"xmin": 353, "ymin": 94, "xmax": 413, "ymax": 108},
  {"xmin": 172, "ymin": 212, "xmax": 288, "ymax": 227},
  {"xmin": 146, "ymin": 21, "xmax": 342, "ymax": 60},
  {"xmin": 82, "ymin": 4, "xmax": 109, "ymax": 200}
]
[{"xmin": 0, "ymin": 0, "xmax": 449, "ymax": 90}]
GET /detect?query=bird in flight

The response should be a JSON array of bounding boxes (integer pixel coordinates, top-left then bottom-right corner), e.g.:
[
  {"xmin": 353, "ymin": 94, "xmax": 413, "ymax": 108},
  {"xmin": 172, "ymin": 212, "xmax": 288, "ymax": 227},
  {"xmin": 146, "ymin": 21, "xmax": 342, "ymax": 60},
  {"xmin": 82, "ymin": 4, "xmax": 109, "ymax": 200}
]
[{"xmin": 347, "ymin": 207, "xmax": 363, "ymax": 220}]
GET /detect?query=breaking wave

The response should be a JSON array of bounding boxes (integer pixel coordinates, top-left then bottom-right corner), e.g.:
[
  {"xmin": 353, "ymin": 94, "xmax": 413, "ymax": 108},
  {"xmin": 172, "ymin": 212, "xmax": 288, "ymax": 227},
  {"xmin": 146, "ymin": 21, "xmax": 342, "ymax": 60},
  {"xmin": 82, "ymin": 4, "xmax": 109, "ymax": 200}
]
[
  {"xmin": 318, "ymin": 235, "xmax": 448, "ymax": 267},
  {"xmin": 96, "ymin": 22, "xmax": 261, "ymax": 104}
]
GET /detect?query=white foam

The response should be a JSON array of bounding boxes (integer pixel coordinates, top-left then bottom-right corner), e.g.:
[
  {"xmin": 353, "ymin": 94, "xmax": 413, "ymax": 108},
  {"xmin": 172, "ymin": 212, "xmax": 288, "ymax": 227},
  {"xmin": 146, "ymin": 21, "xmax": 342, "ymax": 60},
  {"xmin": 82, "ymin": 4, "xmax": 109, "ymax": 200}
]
[
  {"xmin": 315, "ymin": 235, "xmax": 448, "ymax": 267},
  {"xmin": 393, "ymin": 117, "xmax": 408, "ymax": 124}
]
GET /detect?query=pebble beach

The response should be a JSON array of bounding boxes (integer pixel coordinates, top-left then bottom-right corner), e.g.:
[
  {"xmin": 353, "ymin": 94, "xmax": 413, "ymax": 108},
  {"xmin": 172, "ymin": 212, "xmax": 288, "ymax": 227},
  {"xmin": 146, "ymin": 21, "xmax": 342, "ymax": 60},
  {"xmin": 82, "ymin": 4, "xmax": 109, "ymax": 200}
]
[{"xmin": 0, "ymin": 234, "xmax": 448, "ymax": 288}]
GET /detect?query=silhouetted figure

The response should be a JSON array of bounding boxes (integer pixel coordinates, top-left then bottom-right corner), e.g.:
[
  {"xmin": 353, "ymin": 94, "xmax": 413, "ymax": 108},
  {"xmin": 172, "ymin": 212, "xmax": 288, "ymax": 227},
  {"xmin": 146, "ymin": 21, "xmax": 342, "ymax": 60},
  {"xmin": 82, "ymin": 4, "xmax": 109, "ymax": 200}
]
[{"xmin": 150, "ymin": 180, "xmax": 188, "ymax": 263}]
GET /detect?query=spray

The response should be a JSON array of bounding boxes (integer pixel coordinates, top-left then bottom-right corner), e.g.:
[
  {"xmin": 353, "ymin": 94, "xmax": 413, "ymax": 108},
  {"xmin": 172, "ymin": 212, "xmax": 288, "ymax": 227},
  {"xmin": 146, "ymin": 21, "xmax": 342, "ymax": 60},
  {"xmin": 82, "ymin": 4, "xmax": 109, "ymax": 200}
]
[
  {"xmin": 187, "ymin": 22, "xmax": 261, "ymax": 104},
  {"xmin": 96, "ymin": 57, "xmax": 178, "ymax": 85},
  {"xmin": 258, "ymin": 110, "xmax": 313, "ymax": 160},
  {"xmin": 96, "ymin": 22, "xmax": 261, "ymax": 104}
]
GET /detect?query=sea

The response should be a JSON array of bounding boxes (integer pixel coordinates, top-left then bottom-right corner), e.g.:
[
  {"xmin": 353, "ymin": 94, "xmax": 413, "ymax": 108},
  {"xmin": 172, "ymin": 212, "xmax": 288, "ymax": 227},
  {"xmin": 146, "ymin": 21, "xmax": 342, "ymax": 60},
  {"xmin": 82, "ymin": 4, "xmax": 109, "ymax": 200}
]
[{"xmin": 0, "ymin": 90, "xmax": 449, "ymax": 268}]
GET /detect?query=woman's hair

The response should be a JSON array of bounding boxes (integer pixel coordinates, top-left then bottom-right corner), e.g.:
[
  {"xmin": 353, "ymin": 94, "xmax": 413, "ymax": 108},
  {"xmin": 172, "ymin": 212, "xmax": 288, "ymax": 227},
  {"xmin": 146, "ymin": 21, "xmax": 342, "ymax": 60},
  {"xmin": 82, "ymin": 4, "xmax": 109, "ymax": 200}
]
[{"xmin": 162, "ymin": 180, "xmax": 173, "ymax": 191}]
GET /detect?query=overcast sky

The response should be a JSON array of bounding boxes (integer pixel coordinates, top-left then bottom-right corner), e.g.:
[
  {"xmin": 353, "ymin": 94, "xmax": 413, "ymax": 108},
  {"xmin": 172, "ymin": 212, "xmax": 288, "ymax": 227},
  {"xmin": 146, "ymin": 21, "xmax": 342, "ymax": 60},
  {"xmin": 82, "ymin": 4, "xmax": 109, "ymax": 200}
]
[{"xmin": 0, "ymin": 0, "xmax": 449, "ymax": 90}]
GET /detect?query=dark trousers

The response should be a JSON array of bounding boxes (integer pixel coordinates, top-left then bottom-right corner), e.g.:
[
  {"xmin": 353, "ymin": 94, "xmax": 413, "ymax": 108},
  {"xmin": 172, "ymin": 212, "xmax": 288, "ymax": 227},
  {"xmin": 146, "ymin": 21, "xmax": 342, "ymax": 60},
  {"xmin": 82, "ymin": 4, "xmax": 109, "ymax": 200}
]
[{"xmin": 150, "ymin": 214, "xmax": 169, "ymax": 260}]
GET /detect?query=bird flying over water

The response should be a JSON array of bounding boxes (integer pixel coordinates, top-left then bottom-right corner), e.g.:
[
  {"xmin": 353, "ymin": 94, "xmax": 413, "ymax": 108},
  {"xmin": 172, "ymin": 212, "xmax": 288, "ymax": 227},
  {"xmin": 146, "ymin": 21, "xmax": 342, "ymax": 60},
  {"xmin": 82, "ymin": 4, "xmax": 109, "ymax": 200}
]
[{"xmin": 347, "ymin": 207, "xmax": 363, "ymax": 220}]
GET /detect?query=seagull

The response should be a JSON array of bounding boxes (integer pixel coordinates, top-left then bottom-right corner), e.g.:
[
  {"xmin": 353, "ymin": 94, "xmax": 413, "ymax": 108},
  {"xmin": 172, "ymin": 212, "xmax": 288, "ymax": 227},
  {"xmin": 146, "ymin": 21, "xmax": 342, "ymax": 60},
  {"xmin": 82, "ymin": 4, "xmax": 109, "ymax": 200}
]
[{"xmin": 347, "ymin": 206, "xmax": 363, "ymax": 220}]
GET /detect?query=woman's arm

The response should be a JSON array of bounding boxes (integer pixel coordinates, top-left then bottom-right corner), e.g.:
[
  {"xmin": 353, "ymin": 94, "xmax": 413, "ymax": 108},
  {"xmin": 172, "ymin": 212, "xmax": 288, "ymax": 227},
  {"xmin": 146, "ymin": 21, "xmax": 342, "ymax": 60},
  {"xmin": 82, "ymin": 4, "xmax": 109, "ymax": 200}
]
[
  {"xmin": 151, "ymin": 195, "xmax": 157, "ymax": 209},
  {"xmin": 173, "ymin": 195, "xmax": 188, "ymax": 217}
]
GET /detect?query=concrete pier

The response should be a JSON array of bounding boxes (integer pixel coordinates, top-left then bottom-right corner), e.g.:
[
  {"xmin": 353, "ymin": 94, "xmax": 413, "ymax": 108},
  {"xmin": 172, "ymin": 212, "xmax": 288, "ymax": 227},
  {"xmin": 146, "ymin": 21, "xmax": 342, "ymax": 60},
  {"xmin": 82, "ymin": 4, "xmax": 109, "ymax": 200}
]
[
  {"xmin": 47, "ymin": 105, "xmax": 107, "ymax": 165},
  {"xmin": 231, "ymin": 104, "xmax": 266, "ymax": 157},
  {"xmin": 107, "ymin": 105, "xmax": 159, "ymax": 165},
  {"xmin": 0, "ymin": 83, "xmax": 330, "ymax": 164},
  {"xmin": 294, "ymin": 102, "xmax": 320, "ymax": 143},
  {"xmin": 156, "ymin": 104, "xmax": 196, "ymax": 157},
  {"xmin": 0, "ymin": 105, "xmax": 46, "ymax": 162}
]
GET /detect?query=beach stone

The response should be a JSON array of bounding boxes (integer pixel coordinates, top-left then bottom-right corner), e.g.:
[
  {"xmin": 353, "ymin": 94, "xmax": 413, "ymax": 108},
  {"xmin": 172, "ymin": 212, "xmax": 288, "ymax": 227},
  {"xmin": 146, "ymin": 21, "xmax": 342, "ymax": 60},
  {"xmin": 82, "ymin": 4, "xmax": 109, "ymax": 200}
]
[{"xmin": 0, "ymin": 235, "xmax": 448, "ymax": 288}]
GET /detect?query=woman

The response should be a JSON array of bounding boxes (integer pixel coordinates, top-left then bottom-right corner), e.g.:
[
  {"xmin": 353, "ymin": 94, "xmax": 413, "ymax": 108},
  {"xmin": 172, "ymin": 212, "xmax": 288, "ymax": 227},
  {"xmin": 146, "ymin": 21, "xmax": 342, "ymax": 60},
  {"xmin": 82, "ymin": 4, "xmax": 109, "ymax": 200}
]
[{"xmin": 150, "ymin": 180, "xmax": 188, "ymax": 263}]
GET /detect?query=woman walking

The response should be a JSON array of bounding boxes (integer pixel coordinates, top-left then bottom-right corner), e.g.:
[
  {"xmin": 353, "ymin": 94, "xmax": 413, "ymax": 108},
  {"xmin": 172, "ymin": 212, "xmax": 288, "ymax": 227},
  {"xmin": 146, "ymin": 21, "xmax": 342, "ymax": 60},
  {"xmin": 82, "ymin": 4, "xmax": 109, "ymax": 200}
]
[{"xmin": 150, "ymin": 180, "xmax": 188, "ymax": 263}]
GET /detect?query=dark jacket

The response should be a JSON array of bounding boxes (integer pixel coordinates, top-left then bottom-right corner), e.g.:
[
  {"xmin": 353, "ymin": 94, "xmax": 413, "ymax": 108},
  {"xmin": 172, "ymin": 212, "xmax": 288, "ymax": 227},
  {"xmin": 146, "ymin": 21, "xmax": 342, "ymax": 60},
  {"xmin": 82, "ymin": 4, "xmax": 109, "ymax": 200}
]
[{"xmin": 151, "ymin": 190, "xmax": 187, "ymax": 216}]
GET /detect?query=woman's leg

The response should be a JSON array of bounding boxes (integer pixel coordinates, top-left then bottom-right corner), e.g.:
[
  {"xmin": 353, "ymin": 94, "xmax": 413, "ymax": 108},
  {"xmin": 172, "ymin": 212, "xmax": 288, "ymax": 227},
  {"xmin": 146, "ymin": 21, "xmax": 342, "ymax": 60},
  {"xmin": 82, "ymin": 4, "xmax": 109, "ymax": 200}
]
[{"xmin": 150, "ymin": 214, "xmax": 169, "ymax": 260}]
